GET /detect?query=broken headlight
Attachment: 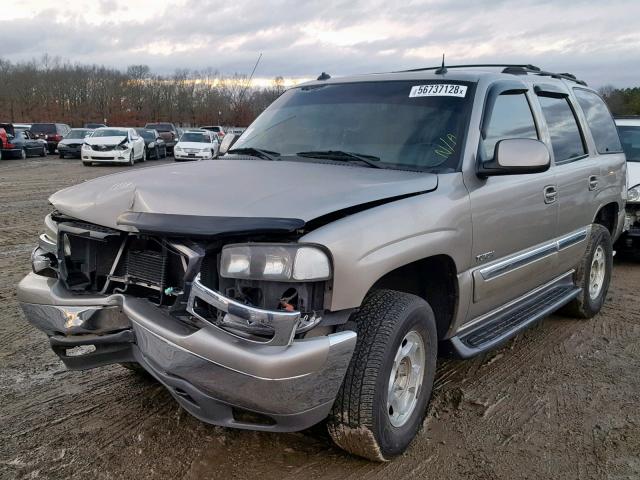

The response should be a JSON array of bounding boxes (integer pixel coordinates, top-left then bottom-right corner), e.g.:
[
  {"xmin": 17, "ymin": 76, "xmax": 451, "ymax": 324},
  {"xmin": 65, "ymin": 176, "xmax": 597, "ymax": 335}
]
[
  {"xmin": 629, "ymin": 184, "xmax": 640, "ymax": 204},
  {"xmin": 220, "ymin": 244, "xmax": 331, "ymax": 282}
]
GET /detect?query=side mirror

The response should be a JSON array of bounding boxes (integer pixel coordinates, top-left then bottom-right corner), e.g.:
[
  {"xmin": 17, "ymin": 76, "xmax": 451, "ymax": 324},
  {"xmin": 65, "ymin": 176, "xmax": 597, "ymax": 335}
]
[
  {"xmin": 478, "ymin": 138, "xmax": 550, "ymax": 177},
  {"xmin": 218, "ymin": 133, "xmax": 239, "ymax": 155}
]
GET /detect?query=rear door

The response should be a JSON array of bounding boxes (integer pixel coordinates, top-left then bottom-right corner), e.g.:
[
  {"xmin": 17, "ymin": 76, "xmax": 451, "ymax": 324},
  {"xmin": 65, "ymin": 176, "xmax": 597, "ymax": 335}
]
[
  {"xmin": 533, "ymin": 85, "xmax": 600, "ymax": 274},
  {"xmin": 465, "ymin": 81, "xmax": 558, "ymax": 319}
]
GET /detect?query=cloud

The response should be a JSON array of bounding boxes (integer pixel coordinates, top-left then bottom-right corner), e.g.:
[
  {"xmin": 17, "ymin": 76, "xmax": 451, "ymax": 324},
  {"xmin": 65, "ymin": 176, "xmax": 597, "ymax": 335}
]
[{"xmin": 0, "ymin": 0, "xmax": 639, "ymax": 86}]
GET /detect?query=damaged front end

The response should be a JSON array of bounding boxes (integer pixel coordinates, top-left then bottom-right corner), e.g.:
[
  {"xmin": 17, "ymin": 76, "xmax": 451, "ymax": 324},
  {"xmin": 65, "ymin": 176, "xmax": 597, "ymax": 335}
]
[{"xmin": 18, "ymin": 212, "xmax": 357, "ymax": 432}]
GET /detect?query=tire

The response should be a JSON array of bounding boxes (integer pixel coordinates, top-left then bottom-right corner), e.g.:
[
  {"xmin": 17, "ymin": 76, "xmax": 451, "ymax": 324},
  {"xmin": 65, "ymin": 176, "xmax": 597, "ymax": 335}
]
[
  {"xmin": 82, "ymin": 161, "xmax": 92, "ymax": 166},
  {"xmin": 141, "ymin": 148, "xmax": 147, "ymax": 162},
  {"xmin": 154, "ymin": 146, "xmax": 159, "ymax": 160},
  {"xmin": 40, "ymin": 146, "xmax": 46, "ymax": 157},
  {"xmin": 128, "ymin": 151, "xmax": 135, "ymax": 166},
  {"xmin": 59, "ymin": 153, "xmax": 65, "ymax": 159},
  {"xmin": 48, "ymin": 146, "xmax": 55, "ymax": 154},
  {"xmin": 20, "ymin": 148, "xmax": 27, "ymax": 160},
  {"xmin": 562, "ymin": 224, "xmax": 613, "ymax": 319},
  {"xmin": 327, "ymin": 289, "xmax": 437, "ymax": 461},
  {"xmin": 119, "ymin": 362, "xmax": 153, "ymax": 379}
]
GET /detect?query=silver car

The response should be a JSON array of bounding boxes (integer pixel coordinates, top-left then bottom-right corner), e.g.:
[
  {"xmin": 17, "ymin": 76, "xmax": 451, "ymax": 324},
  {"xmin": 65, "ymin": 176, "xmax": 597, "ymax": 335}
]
[{"xmin": 17, "ymin": 64, "xmax": 626, "ymax": 461}]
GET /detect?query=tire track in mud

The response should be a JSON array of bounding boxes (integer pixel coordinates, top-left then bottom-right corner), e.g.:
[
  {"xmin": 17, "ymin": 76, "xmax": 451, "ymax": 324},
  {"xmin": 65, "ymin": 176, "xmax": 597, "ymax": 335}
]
[{"xmin": 1, "ymin": 157, "xmax": 639, "ymax": 480}]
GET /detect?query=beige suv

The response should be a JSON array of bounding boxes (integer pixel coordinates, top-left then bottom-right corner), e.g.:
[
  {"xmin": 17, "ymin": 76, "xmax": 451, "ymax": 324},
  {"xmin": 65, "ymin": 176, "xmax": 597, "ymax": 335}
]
[{"xmin": 18, "ymin": 64, "xmax": 626, "ymax": 461}]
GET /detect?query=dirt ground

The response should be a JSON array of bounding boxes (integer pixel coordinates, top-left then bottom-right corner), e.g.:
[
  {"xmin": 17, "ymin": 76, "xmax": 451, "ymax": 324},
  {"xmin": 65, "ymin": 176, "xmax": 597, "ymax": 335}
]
[{"xmin": 0, "ymin": 156, "xmax": 639, "ymax": 480}]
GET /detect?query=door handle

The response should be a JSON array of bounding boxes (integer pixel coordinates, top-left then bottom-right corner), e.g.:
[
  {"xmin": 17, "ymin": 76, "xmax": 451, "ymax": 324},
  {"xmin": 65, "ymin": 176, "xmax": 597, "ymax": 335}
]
[
  {"xmin": 544, "ymin": 185, "xmax": 557, "ymax": 204},
  {"xmin": 589, "ymin": 175, "xmax": 598, "ymax": 191}
]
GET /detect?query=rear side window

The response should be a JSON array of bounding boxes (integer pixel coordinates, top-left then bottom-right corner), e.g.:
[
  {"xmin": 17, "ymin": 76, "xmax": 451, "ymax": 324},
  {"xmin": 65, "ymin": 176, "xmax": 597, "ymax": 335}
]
[
  {"xmin": 481, "ymin": 92, "xmax": 538, "ymax": 161},
  {"xmin": 538, "ymin": 96, "xmax": 586, "ymax": 162},
  {"xmin": 30, "ymin": 124, "xmax": 56, "ymax": 134},
  {"xmin": 573, "ymin": 89, "xmax": 622, "ymax": 154}
]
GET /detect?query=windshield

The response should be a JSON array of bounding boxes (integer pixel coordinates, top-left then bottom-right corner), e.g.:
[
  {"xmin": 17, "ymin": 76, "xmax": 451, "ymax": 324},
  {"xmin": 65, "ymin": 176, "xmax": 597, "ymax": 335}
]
[
  {"xmin": 30, "ymin": 124, "xmax": 56, "ymax": 134},
  {"xmin": 146, "ymin": 123, "xmax": 172, "ymax": 132},
  {"xmin": 137, "ymin": 129, "xmax": 156, "ymax": 140},
  {"xmin": 232, "ymin": 80, "xmax": 474, "ymax": 171},
  {"xmin": 618, "ymin": 125, "xmax": 640, "ymax": 162},
  {"xmin": 66, "ymin": 129, "xmax": 91, "ymax": 139},
  {"xmin": 180, "ymin": 132, "xmax": 209, "ymax": 143},
  {"xmin": 93, "ymin": 129, "xmax": 127, "ymax": 138}
]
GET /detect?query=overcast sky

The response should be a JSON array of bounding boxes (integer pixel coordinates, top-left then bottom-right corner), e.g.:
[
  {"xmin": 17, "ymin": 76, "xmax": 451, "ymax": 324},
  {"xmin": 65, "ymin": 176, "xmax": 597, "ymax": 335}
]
[{"xmin": 1, "ymin": 0, "xmax": 639, "ymax": 87}]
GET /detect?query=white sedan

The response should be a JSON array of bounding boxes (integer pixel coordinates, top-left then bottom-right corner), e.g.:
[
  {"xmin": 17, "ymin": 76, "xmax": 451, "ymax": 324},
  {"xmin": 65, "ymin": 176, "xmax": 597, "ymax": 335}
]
[
  {"xmin": 81, "ymin": 127, "xmax": 146, "ymax": 166},
  {"xmin": 174, "ymin": 130, "xmax": 219, "ymax": 162}
]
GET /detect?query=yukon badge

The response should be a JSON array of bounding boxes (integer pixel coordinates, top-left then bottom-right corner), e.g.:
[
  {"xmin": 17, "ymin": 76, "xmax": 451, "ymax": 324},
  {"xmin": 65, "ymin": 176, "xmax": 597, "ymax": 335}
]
[{"xmin": 476, "ymin": 251, "xmax": 495, "ymax": 263}]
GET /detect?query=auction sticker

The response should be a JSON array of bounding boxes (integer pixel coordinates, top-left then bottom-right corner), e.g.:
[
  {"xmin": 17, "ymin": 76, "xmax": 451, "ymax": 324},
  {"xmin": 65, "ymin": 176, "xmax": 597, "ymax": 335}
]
[{"xmin": 409, "ymin": 84, "xmax": 467, "ymax": 98}]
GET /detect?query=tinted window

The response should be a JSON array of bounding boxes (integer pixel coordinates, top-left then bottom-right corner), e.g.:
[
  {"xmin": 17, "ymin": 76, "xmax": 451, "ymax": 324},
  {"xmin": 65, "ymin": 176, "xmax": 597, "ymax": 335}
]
[
  {"xmin": 146, "ymin": 123, "xmax": 173, "ymax": 132},
  {"xmin": 618, "ymin": 126, "xmax": 640, "ymax": 162},
  {"xmin": 180, "ymin": 132, "xmax": 209, "ymax": 142},
  {"xmin": 30, "ymin": 124, "xmax": 56, "ymax": 134},
  {"xmin": 481, "ymin": 92, "xmax": 538, "ymax": 161},
  {"xmin": 574, "ymin": 89, "xmax": 622, "ymax": 154},
  {"xmin": 538, "ymin": 96, "xmax": 586, "ymax": 162},
  {"xmin": 233, "ymin": 81, "xmax": 475, "ymax": 172}
]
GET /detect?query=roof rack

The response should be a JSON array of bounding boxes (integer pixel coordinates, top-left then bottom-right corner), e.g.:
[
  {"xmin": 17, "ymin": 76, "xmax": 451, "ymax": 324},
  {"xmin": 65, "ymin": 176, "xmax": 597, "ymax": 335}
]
[{"xmin": 396, "ymin": 63, "xmax": 587, "ymax": 86}]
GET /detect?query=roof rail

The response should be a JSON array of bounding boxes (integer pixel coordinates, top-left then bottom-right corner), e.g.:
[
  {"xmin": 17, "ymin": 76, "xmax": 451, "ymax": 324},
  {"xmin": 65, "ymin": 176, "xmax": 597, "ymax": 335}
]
[
  {"xmin": 613, "ymin": 114, "xmax": 640, "ymax": 119},
  {"xmin": 396, "ymin": 63, "xmax": 587, "ymax": 86}
]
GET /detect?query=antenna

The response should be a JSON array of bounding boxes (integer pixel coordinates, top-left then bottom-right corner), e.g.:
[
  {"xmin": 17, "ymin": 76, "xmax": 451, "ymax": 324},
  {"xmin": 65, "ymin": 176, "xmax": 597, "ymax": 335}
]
[
  {"xmin": 237, "ymin": 53, "xmax": 263, "ymax": 105},
  {"xmin": 435, "ymin": 54, "xmax": 447, "ymax": 75}
]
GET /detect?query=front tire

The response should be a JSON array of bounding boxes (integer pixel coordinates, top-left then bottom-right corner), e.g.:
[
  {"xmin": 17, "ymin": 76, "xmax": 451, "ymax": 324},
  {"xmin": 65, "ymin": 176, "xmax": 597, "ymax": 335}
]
[
  {"xmin": 20, "ymin": 148, "xmax": 27, "ymax": 160},
  {"xmin": 128, "ymin": 151, "xmax": 135, "ymax": 166},
  {"xmin": 141, "ymin": 148, "xmax": 147, "ymax": 162},
  {"xmin": 59, "ymin": 153, "xmax": 65, "ymax": 159},
  {"xmin": 327, "ymin": 289, "xmax": 437, "ymax": 461},
  {"xmin": 40, "ymin": 146, "xmax": 46, "ymax": 157},
  {"xmin": 82, "ymin": 161, "xmax": 92, "ymax": 166},
  {"xmin": 153, "ymin": 146, "xmax": 159, "ymax": 159},
  {"xmin": 562, "ymin": 224, "xmax": 612, "ymax": 318}
]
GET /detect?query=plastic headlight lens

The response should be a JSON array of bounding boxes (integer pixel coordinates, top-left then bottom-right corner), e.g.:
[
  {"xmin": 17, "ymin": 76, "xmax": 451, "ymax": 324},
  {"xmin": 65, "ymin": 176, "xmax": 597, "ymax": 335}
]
[
  {"xmin": 629, "ymin": 184, "xmax": 640, "ymax": 203},
  {"xmin": 116, "ymin": 143, "xmax": 129, "ymax": 150},
  {"xmin": 220, "ymin": 244, "xmax": 330, "ymax": 281}
]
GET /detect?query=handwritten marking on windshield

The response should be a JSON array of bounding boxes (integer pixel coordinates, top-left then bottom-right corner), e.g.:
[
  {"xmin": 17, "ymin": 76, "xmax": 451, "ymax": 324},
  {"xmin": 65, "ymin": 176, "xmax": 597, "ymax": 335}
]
[{"xmin": 435, "ymin": 134, "xmax": 457, "ymax": 159}]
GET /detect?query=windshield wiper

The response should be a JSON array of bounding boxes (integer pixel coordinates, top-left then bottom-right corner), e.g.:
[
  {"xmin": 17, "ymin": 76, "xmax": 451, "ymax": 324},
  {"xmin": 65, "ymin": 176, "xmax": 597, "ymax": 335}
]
[
  {"xmin": 227, "ymin": 147, "xmax": 280, "ymax": 161},
  {"xmin": 295, "ymin": 150, "xmax": 382, "ymax": 168}
]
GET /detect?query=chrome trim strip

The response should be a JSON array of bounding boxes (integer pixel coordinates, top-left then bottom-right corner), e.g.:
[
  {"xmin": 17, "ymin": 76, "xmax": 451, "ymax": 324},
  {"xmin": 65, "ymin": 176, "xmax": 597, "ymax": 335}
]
[
  {"xmin": 187, "ymin": 274, "xmax": 300, "ymax": 346},
  {"xmin": 557, "ymin": 228, "xmax": 588, "ymax": 251},
  {"xmin": 479, "ymin": 227, "xmax": 589, "ymax": 281},
  {"xmin": 479, "ymin": 243, "xmax": 556, "ymax": 281},
  {"xmin": 459, "ymin": 270, "xmax": 575, "ymax": 333}
]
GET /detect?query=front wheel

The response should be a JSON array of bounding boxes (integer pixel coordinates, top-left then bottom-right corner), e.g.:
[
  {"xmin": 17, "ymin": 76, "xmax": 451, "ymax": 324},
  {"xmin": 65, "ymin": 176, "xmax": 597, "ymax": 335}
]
[
  {"xmin": 154, "ymin": 146, "xmax": 159, "ymax": 159},
  {"xmin": 327, "ymin": 289, "xmax": 437, "ymax": 461},
  {"xmin": 20, "ymin": 148, "xmax": 27, "ymax": 160},
  {"xmin": 562, "ymin": 224, "xmax": 613, "ymax": 318},
  {"xmin": 128, "ymin": 151, "xmax": 135, "ymax": 166},
  {"xmin": 141, "ymin": 148, "xmax": 147, "ymax": 162},
  {"xmin": 40, "ymin": 146, "xmax": 46, "ymax": 157}
]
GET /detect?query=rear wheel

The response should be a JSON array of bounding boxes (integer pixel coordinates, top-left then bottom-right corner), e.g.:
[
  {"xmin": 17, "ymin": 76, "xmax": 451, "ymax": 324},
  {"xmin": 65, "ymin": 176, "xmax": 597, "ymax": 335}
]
[
  {"xmin": 327, "ymin": 289, "xmax": 437, "ymax": 461},
  {"xmin": 562, "ymin": 224, "xmax": 612, "ymax": 318}
]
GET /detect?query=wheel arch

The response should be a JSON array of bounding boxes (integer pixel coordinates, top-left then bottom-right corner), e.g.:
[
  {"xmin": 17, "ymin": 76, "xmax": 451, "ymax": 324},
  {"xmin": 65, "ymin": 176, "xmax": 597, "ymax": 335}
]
[
  {"xmin": 368, "ymin": 254, "xmax": 459, "ymax": 340},
  {"xmin": 593, "ymin": 202, "xmax": 619, "ymax": 237}
]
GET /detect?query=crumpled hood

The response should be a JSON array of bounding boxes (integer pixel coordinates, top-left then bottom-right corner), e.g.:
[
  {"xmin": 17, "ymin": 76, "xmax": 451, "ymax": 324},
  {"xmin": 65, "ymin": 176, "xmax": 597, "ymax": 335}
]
[
  {"xmin": 85, "ymin": 136, "xmax": 127, "ymax": 146},
  {"xmin": 49, "ymin": 160, "xmax": 438, "ymax": 232}
]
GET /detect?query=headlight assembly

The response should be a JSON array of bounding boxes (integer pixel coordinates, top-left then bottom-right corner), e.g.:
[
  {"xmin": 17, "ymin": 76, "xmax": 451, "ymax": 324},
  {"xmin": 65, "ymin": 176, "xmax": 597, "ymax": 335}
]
[
  {"xmin": 116, "ymin": 143, "xmax": 129, "ymax": 150},
  {"xmin": 629, "ymin": 184, "xmax": 640, "ymax": 203},
  {"xmin": 220, "ymin": 244, "xmax": 331, "ymax": 281}
]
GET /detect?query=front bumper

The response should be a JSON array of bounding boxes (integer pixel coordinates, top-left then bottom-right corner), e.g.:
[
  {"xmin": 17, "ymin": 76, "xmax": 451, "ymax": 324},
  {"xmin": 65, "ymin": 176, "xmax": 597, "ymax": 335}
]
[
  {"xmin": 82, "ymin": 147, "xmax": 131, "ymax": 163},
  {"xmin": 174, "ymin": 151, "xmax": 213, "ymax": 161},
  {"xmin": 17, "ymin": 272, "xmax": 356, "ymax": 432}
]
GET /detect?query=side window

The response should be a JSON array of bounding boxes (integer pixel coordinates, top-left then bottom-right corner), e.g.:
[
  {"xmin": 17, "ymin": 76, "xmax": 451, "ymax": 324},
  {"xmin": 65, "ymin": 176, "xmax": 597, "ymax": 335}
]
[
  {"xmin": 573, "ymin": 89, "xmax": 622, "ymax": 154},
  {"xmin": 538, "ymin": 96, "xmax": 586, "ymax": 162},
  {"xmin": 481, "ymin": 92, "xmax": 538, "ymax": 161}
]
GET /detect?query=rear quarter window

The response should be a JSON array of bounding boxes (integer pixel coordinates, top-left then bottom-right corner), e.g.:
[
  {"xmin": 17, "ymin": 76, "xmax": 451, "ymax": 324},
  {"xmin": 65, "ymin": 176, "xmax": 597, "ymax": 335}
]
[{"xmin": 573, "ymin": 89, "xmax": 622, "ymax": 154}]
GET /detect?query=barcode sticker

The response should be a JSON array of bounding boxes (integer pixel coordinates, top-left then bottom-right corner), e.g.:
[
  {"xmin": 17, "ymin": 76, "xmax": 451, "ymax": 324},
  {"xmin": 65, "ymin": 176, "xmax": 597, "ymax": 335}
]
[{"xmin": 409, "ymin": 84, "xmax": 467, "ymax": 98}]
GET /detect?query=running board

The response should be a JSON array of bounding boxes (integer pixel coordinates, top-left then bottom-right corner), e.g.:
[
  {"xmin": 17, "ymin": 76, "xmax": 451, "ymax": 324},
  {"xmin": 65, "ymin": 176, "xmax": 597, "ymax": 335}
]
[{"xmin": 449, "ymin": 281, "xmax": 581, "ymax": 358}]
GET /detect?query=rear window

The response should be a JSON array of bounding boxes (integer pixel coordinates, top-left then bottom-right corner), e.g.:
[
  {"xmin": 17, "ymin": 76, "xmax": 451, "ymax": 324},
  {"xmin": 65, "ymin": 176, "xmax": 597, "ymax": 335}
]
[
  {"xmin": 30, "ymin": 124, "xmax": 56, "ymax": 134},
  {"xmin": 146, "ymin": 123, "xmax": 172, "ymax": 132},
  {"xmin": 538, "ymin": 96, "xmax": 586, "ymax": 162},
  {"xmin": 574, "ymin": 89, "xmax": 622, "ymax": 154}
]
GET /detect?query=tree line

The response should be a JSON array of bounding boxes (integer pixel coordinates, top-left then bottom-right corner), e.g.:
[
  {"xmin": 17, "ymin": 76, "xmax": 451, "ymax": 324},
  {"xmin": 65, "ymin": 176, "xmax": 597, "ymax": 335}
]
[
  {"xmin": 0, "ymin": 56, "xmax": 286, "ymax": 128},
  {"xmin": 1, "ymin": 56, "xmax": 639, "ymax": 129}
]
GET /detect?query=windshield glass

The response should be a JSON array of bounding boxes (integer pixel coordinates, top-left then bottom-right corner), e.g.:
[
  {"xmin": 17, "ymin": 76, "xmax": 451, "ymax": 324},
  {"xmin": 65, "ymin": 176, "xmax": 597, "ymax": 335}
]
[
  {"xmin": 93, "ymin": 129, "xmax": 127, "ymax": 138},
  {"xmin": 66, "ymin": 129, "xmax": 91, "ymax": 139},
  {"xmin": 137, "ymin": 129, "xmax": 156, "ymax": 140},
  {"xmin": 232, "ymin": 80, "xmax": 474, "ymax": 171},
  {"xmin": 618, "ymin": 125, "xmax": 640, "ymax": 162},
  {"xmin": 180, "ymin": 132, "xmax": 209, "ymax": 143},
  {"xmin": 30, "ymin": 124, "xmax": 56, "ymax": 134}
]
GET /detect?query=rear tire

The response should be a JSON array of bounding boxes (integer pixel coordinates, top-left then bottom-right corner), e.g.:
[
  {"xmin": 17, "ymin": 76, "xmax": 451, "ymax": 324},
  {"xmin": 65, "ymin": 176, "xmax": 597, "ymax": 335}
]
[
  {"xmin": 562, "ymin": 224, "xmax": 612, "ymax": 319},
  {"xmin": 327, "ymin": 289, "xmax": 437, "ymax": 461}
]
